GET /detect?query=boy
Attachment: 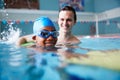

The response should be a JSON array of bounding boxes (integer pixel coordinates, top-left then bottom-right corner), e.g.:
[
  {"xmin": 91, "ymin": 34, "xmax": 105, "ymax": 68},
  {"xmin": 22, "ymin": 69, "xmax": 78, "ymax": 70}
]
[{"xmin": 18, "ymin": 16, "xmax": 59, "ymax": 50}]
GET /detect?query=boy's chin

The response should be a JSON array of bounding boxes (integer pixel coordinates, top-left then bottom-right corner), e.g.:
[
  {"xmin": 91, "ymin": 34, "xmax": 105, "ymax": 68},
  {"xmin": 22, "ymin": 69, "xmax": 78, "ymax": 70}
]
[
  {"xmin": 45, "ymin": 44, "xmax": 55, "ymax": 49},
  {"xmin": 46, "ymin": 44, "xmax": 55, "ymax": 47}
]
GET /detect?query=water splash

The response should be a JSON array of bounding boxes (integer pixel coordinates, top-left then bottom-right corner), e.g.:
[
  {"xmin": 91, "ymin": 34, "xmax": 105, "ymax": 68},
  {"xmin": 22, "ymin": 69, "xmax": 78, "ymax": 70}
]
[{"xmin": 0, "ymin": 22, "xmax": 21, "ymax": 44}]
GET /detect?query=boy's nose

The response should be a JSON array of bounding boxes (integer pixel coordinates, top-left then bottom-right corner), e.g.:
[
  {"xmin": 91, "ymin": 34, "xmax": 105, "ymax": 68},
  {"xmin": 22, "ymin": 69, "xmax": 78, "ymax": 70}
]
[{"xmin": 47, "ymin": 35, "xmax": 54, "ymax": 39}]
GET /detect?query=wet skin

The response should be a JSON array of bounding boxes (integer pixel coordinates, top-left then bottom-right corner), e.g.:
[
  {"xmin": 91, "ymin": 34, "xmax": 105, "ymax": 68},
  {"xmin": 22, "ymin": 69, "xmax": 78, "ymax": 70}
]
[{"xmin": 33, "ymin": 27, "xmax": 57, "ymax": 48}]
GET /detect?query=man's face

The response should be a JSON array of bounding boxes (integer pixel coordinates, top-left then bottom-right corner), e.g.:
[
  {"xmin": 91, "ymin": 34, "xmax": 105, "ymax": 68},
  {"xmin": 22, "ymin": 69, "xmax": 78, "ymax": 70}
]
[{"xmin": 58, "ymin": 10, "xmax": 76, "ymax": 33}]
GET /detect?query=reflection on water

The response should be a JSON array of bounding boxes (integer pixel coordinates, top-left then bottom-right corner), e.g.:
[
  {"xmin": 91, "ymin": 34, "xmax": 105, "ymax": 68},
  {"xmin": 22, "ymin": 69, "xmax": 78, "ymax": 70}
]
[
  {"xmin": 1, "ymin": 38, "xmax": 120, "ymax": 80},
  {"xmin": 80, "ymin": 38, "xmax": 120, "ymax": 50}
]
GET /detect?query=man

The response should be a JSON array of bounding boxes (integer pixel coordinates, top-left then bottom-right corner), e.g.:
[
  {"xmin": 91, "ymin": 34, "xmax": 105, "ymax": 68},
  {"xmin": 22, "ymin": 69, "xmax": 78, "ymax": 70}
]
[{"xmin": 57, "ymin": 6, "xmax": 80, "ymax": 46}]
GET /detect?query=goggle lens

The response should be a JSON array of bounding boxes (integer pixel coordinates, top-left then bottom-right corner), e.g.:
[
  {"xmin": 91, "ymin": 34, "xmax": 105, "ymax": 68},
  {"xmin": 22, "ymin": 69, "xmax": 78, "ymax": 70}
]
[{"xmin": 37, "ymin": 30, "xmax": 59, "ymax": 38}]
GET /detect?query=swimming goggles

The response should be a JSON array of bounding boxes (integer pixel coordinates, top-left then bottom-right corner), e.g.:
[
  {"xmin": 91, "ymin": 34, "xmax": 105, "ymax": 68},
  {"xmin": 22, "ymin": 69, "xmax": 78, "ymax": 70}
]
[{"xmin": 37, "ymin": 30, "xmax": 59, "ymax": 38}]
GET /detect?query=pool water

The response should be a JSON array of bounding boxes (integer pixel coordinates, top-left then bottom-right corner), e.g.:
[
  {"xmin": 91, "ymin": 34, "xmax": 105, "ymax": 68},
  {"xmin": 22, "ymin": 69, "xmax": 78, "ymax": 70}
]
[
  {"xmin": 80, "ymin": 38, "xmax": 120, "ymax": 50},
  {"xmin": 0, "ymin": 37, "xmax": 120, "ymax": 80}
]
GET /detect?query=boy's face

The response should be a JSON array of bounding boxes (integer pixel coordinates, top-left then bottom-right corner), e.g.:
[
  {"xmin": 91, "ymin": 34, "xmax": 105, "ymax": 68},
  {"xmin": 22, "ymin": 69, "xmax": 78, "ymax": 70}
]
[{"xmin": 33, "ymin": 27, "xmax": 58, "ymax": 48}]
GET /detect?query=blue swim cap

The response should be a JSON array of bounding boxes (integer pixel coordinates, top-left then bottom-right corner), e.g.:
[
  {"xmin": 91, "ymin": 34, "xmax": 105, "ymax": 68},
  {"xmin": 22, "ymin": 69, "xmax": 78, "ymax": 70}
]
[{"xmin": 33, "ymin": 16, "xmax": 55, "ymax": 34}]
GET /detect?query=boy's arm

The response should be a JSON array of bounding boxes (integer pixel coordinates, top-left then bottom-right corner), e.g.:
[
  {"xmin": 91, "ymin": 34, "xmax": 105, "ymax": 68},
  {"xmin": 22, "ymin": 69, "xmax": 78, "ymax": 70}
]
[{"xmin": 16, "ymin": 34, "xmax": 34, "ymax": 46}]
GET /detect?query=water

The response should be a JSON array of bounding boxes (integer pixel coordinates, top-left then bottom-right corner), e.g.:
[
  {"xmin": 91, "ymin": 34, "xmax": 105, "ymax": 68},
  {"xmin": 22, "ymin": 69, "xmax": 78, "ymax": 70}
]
[
  {"xmin": 1, "ymin": 40, "xmax": 120, "ymax": 80},
  {"xmin": 0, "ymin": 25, "xmax": 120, "ymax": 80},
  {"xmin": 80, "ymin": 38, "xmax": 120, "ymax": 50},
  {"xmin": 0, "ymin": 22, "xmax": 21, "ymax": 44},
  {"xmin": 0, "ymin": 43, "xmax": 61, "ymax": 80}
]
